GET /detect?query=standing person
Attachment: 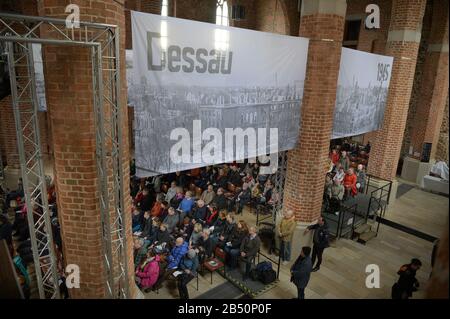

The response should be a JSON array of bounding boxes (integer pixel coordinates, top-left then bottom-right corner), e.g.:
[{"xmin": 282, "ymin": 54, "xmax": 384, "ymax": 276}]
[
  {"xmin": 339, "ymin": 151, "xmax": 350, "ymax": 172},
  {"xmin": 277, "ymin": 210, "xmax": 297, "ymax": 265},
  {"xmin": 356, "ymin": 164, "xmax": 366, "ymax": 193},
  {"xmin": 304, "ymin": 217, "xmax": 330, "ymax": 272},
  {"xmin": 392, "ymin": 259, "xmax": 422, "ymax": 299},
  {"xmin": 177, "ymin": 249, "xmax": 199, "ymax": 299},
  {"xmin": 343, "ymin": 168, "xmax": 357, "ymax": 198},
  {"xmin": 330, "ymin": 149, "xmax": 340, "ymax": 165},
  {"xmin": 290, "ymin": 246, "xmax": 312, "ymax": 299},
  {"xmin": 240, "ymin": 226, "xmax": 261, "ymax": 281}
]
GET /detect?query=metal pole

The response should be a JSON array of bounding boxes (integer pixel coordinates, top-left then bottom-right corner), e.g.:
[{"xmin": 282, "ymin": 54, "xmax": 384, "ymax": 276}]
[
  {"xmin": 112, "ymin": 27, "xmax": 130, "ymax": 298},
  {"xmin": 92, "ymin": 44, "xmax": 115, "ymax": 298},
  {"xmin": 7, "ymin": 41, "xmax": 60, "ymax": 298},
  {"xmin": 26, "ymin": 42, "xmax": 60, "ymax": 298}
]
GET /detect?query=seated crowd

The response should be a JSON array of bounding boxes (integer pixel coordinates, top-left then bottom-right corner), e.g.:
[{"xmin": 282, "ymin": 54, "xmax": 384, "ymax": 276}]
[
  {"xmin": 130, "ymin": 161, "xmax": 279, "ymax": 298},
  {"xmin": 0, "ymin": 176, "xmax": 67, "ymax": 298},
  {"xmin": 324, "ymin": 139, "xmax": 370, "ymax": 213}
]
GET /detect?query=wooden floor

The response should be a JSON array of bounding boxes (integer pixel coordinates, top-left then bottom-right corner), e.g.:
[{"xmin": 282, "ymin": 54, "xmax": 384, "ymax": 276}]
[
  {"xmin": 384, "ymin": 179, "xmax": 448, "ymax": 239},
  {"xmin": 256, "ymin": 226, "xmax": 434, "ymax": 299}
]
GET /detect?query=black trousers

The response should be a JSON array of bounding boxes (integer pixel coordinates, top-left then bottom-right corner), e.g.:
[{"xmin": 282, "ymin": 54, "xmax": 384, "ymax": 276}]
[
  {"xmin": 311, "ymin": 245, "xmax": 325, "ymax": 268},
  {"xmin": 296, "ymin": 285, "xmax": 305, "ymax": 299},
  {"xmin": 177, "ymin": 273, "xmax": 194, "ymax": 299}
]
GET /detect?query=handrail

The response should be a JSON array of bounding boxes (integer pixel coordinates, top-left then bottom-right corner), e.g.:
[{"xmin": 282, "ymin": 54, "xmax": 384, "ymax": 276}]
[
  {"xmin": 338, "ymin": 203, "xmax": 358, "ymax": 238},
  {"xmin": 256, "ymin": 204, "xmax": 274, "ymax": 226}
]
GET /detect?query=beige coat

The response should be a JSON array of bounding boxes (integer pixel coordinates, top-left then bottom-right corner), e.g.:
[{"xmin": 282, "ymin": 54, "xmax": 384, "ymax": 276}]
[{"xmin": 278, "ymin": 217, "xmax": 296, "ymax": 242}]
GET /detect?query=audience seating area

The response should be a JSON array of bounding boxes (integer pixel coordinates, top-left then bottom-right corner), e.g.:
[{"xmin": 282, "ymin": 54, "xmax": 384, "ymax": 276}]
[{"xmin": 129, "ymin": 160, "xmax": 280, "ymax": 298}]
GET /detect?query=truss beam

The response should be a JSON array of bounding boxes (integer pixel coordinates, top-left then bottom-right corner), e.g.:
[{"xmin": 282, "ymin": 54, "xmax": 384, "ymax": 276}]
[{"xmin": 0, "ymin": 13, "xmax": 129, "ymax": 299}]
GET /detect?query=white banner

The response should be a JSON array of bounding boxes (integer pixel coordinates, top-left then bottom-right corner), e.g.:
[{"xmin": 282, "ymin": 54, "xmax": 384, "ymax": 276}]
[
  {"xmin": 131, "ymin": 11, "xmax": 309, "ymax": 177},
  {"xmin": 32, "ymin": 43, "xmax": 47, "ymax": 112},
  {"xmin": 332, "ymin": 48, "xmax": 393, "ymax": 139}
]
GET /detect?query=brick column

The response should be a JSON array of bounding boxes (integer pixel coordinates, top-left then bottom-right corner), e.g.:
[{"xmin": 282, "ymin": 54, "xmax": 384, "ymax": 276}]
[
  {"xmin": 367, "ymin": 0, "xmax": 427, "ymax": 180},
  {"xmin": 283, "ymin": 0, "xmax": 346, "ymax": 222},
  {"xmin": 0, "ymin": 96, "xmax": 19, "ymax": 168},
  {"xmin": 38, "ymin": 0, "xmax": 136, "ymax": 298},
  {"xmin": 408, "ymin": 0, "xmax": 449, "ymax": 161}
]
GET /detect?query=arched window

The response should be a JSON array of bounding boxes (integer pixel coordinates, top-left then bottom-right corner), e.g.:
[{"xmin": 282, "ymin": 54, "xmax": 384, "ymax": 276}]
[
  {"xmin": 216, "ymin": 0, "xmax": 229, "ymax": 26},
  {"xmin": 161, "ymin": 0, "xmax": 168, "ymax": 16}
]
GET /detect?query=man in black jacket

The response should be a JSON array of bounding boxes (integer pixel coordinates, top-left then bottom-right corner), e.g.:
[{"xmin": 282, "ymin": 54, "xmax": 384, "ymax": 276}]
[
  {"xmin": 191, "ymin": 199, "xmax": 208, "ymax": 224},
  {"xmin": 392, "ymin": 258, "xmax": 422, "ymax": 299},
  {"xmin": 216, "ymin": 213, "xmax": 236, "ymax": 249},
  {"xmin": 233, "ymin": 183, "xmax": 251, "ymax": 215},
  {"xmin": 240, "ymin": 226, "xmax": 261, "ymax": 281},
  {"xmin": 290, "ymin": 246, "xmax": 312, "ymax": 299},
  {"xmin": 304, "ymin": 217, "xmax": 329, "ymax": 272},
  {"xmin": 212, "ymin": 188, "xmax": 228, "ymax": 211},
  {"xmin": 228, "ymin": 165, "xmax": 242, "ymax": 187}
]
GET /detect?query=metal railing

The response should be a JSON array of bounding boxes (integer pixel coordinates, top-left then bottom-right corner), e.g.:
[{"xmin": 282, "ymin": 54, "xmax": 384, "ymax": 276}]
[{"xmin": 256, "ymin": 249, "xmax": 281, "ymax": 279}]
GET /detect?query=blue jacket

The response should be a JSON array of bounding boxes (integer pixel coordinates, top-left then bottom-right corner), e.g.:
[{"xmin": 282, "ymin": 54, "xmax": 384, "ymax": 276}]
[
  {"xmin": 179, "ymin": 255, "xmax": 199, "ymax": 276},
  {"xmin": 179, "ymin": 198, "xmax": 195, "ymax": 214},
  {"xmin": 167, "ymin": 242, "xmax": 189, "ymax": 269}
]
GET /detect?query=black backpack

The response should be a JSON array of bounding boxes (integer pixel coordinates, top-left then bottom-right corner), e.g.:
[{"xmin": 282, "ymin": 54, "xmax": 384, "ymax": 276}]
[{"xmin": 259, "ymin": 269, "xmax": 277, "ymax": 284}]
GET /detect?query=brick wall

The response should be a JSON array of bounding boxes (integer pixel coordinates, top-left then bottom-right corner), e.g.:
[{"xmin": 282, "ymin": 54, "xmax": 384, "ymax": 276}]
[
  {"xmin": 174, "ymin": 0, "xmax": 216, "ymax": 23},
  {"xmin": 347, "ymin": 0, "xmax": 391, "ymax": 54},
  {"xmin": 254, "ymin": 0, "xmax": 289, "ymax": 34},
  {"xmin": 407, "ymin": 0, "xmax": 449, "ymax": 161},
  {"xmin": 37, "ymin": 0, "xmax": 136, "ymax": 298},
  {"xmin": 435, "ymin": 95, "xmax": 449, "ymax": 163},
  {"xmin": 283, "ymin": 0, "xmax": 346, "ymax": 222},
  {"xmin": 367, "ymin": 0, "xmax": 427, "ymax": 181},
  {"xmin": 0, "ymin": 96, "xmax": 19, "ymax": 168},
  {"xmin": 401, "ymin": 0, "xmax": 433, "ymax": 158},
  {"xmin": 229, "ymin": 0, "xmax": 257, "ymax": 30}
]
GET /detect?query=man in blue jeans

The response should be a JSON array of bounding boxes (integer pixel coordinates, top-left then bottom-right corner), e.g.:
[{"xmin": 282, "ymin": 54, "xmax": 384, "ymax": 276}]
[{"xmin": 277, "ymin": 210, "xmax": 296, "ymax": 265}]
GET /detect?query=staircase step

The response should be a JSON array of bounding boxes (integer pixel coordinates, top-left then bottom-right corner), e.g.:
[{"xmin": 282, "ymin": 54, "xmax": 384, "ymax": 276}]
[
  {"xmin": 359, "ymin": 231, "xmax": 377, "ymax": 243},
  {"xmin": 354, "ymin": 224, "xmax": 371, "ymax": 235}
]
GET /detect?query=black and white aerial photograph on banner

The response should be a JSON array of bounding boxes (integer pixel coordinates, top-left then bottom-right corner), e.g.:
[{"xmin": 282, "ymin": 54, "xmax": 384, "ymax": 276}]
[
  {"xmin": 131, "ymin": 11, "xmax": 308, "ymax": 177},
  {"xmin": 32, "ymin": 43, "xmax": 47, "ymax": 112},
  {"xmin": 332, "ymin": 48, "xmax": 393, "ymax": 139},
  {"xmin": 0, "ymin": 0, "xmax": 448, "ymax": 307}
]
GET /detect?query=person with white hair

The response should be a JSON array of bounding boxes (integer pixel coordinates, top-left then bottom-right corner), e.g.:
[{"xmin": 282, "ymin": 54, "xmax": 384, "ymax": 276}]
[
  {"xmin": 277, "ymin": 210, "xmax": 297, "ymax": 265},
  {"xmin": 177, "ymin": 248, "xmax": 199, "ymax": 299}
]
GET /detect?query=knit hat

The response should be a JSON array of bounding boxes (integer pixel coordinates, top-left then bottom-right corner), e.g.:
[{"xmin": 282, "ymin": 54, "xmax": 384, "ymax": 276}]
[{"xmin": 187, "ymin": 249, "xmax": 196, "ymax": 259}]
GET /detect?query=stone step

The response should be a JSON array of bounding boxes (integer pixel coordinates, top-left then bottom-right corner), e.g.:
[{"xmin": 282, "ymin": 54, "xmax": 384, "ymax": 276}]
[
  {"xmin": 358, "ymin": 231, "xmax": 377, "ymax": 244},
  {"xmin": 354, "ymin": 223, "xmax": 371, "ymax": 235}
]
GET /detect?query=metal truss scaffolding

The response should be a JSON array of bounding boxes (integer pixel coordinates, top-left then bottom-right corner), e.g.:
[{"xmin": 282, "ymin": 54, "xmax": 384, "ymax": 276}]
[
  {"xmin": 0, "ymin": 13, "xmax": 129, "ymax": 298},
  {"xmin": 271, "ymin": 151, "xmax": 287, "ymax": 222}
]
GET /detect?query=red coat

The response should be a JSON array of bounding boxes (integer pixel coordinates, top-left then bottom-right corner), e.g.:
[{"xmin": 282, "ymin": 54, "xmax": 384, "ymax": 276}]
[
  {"xmin": 343, "ymin": 173, "xmax": 357, "ymax": 196},
  {"xmin": 150, "ymin": 201, "xmax": 162, "ymax": 217},
  {"xmin": 331, "ymin": 152, "xmax": 340, "ymax": 165}
]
